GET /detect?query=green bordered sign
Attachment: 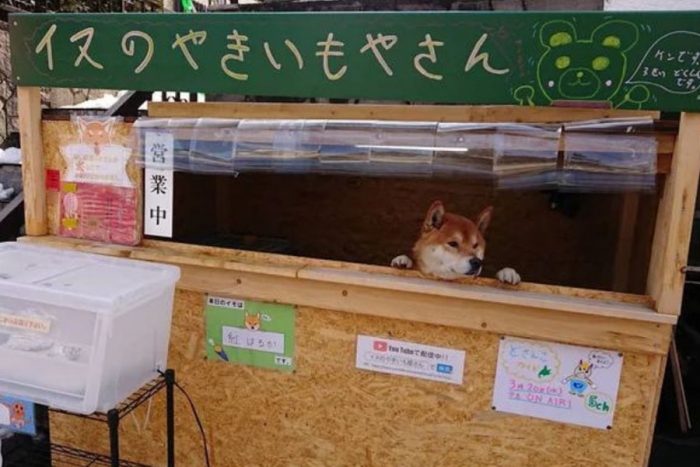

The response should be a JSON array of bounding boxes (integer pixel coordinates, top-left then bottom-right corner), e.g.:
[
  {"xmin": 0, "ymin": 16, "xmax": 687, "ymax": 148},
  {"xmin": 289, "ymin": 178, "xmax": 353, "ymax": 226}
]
[
  {"xmin": 9, "ymin": 11, "xmax": 700, "ymax": 111},
  {"xmin": 205, "ymin": 295, "xmax": 296, "ymax": 373}
]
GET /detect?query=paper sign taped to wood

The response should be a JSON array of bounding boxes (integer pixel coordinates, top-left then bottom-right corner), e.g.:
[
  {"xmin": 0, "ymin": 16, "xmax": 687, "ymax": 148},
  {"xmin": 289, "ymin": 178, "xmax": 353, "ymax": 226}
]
[
  {"xmin": 0, "ymin": 394, "xmax": 37, "ymax": 436},
  {"xmin": 355, "ymin": 335, "xmax": 466, "ymax": 385},
  {"xmin": 492, "ymin": 336, "xmax": 623, "ymax": 430},
  {"xmin": 205, "ymin": 295, "xmax": 296, "ymax": 373},
  {"xmin": 144, "ymin": 131, "xmax": 174, "ymax": 238}
]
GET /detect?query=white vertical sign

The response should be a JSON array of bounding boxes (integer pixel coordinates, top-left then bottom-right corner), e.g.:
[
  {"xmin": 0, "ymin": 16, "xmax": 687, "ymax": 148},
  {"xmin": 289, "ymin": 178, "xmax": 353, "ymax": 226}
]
[{"xmin": 144, "ymin": 131, "xmax": 174, "ymax": 238}]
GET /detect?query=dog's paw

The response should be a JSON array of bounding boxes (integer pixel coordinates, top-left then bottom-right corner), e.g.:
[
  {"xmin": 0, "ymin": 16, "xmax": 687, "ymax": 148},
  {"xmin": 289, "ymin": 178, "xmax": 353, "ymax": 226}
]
[
  {"xmin": 496, "ymin": 267, "xmax": 521, "ymax": 285},
  {"xmin": 391, "ymin": 255, "xmax": 414, "ymax": 270}
]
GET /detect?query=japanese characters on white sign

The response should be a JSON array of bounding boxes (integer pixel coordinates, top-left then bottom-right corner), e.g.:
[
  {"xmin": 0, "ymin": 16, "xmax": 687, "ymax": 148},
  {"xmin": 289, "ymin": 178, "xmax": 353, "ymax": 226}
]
[
  {"xmin": 222, "ymin": 326, "xmax": 285, "ymax": 355},
  {"xmin": 492, "ymin": 336, "xmax": 624, "ymax": 430},
  {"xmin": 143, "ymin": 131, "xmax": 174, "ymax": 237},
  {"xmin": 355, "ymin": 335, "xmax": 466, "ymax": 385}
]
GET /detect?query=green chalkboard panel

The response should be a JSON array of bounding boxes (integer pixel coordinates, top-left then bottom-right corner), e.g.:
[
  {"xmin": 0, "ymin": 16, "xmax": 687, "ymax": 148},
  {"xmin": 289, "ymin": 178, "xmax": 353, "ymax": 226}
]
[{"xmin": 9, "ymin": 11, "xmax": 700, "ymax": 111}]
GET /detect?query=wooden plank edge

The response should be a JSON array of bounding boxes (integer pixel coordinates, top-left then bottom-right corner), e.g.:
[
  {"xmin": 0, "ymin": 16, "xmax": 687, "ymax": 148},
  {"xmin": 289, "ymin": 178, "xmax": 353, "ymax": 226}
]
[
  {"xmin": 297, "ymin": 267, "xmax": 676, "ymax": 325},
  {"xmin": 175, "ymin": 263, "xmax": 673, "ymax": 356},
  {"xmin": 148, "ymin": 102, "xmax": 660, "ymax": 123},
  {"xmin": 18, "ymin": 235, "xmax": 675, "ymax": 328},
  {"xmin": 36, "ymin": 236, "xmax": 647, "ymax": 307},
  {"xmin": 18, "ymin": 87, "xmax": 47, "ymax": 236},
  {"xmin": 647, "ymin": 112, "xmax": 700, "ymax": 315}
]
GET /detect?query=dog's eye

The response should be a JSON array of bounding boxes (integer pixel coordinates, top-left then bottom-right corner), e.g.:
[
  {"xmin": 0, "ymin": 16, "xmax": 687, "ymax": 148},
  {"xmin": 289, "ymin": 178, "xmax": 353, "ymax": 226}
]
[
  {"xmin": 447, "ymin": 241, "xmax": 459, "ymax": 248},
  {"xmin": 473, "ymin": 242, "xmax": 479, "ymax": 249}
]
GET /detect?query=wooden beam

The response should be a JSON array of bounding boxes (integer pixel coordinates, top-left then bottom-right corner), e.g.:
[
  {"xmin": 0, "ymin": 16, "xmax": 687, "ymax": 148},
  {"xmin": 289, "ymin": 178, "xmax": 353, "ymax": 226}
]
[
  {"xmin": 18, "ymin": 235, "xmax": 674, "ymax": 355},
  {"xmin": 647, "ymin": 112, "xmax": 700, "ymax": 315},
  {"xmin": 149, "ymin": 101, "xmax": 660, "ymax": 123},
  {"xmin": 613, "ymin": 193, "xmax": 640, "ymax": 292},
  {"xmin": 641, "ymin": 353, "xmax": 669, "ymax": 466},
  {"xmin": 17, "ymin": 87, "xmax": 47, "ymax": 236}
]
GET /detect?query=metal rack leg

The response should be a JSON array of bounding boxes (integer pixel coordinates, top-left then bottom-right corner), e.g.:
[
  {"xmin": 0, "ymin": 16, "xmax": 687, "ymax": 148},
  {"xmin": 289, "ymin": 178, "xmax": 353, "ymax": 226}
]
[
  {"xmin": 107, "ymin": 409, "xmax": 120, "ymax": 467},
  {"xmin": 165, "ymin": 369, "xmax": 175, "ymax": 467}
]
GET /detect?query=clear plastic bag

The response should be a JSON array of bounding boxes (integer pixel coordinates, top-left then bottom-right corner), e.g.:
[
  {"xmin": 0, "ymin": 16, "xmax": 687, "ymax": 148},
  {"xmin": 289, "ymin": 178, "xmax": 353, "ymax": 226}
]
[
  {"xmin": 434, "ymin": 123, "xmax": 498, "ymax": 178},
  {"xmin": 560, "ymin": 118, "xmax": 658, "ymax": 192},
  {"xmin": 494, "ymin": 123, "xmax": 561, "ymax": 190},
  {"xmin": 189, "ymin": 118, "xmax": 240, "ymax": 174},
  {"xmin": 128, "ymin": 116, "xmax": 658, "ymax": 193},
  {"xmin": 132, "ymin": 117, "xmax": 196, "ymax": 172},
  {"xmin": 367, "ymin": 121, "xmax": 436, "ymax": 177},
  {"xmin": 317, "ymin": 120, "xmax": 376, "ymax": 175},
  {"xmin": 234, "ymin": 119, "xmax": 325, "ymax": 174}
]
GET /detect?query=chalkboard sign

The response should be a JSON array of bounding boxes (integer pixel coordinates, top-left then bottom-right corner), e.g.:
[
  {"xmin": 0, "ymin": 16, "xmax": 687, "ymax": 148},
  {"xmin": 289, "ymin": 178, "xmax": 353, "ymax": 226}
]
[{"xmin": 9, "ymin": 11, "xmax": 700, "ymax": 111}]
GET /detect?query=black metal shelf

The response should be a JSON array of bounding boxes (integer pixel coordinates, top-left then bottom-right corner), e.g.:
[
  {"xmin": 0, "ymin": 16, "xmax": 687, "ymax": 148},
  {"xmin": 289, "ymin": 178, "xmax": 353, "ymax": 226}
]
[
  {"xmin": 50, "ymin": 374, "xmax": 167, "ymax": 423},
  {"xmin": 48, "ymin": 444, "xmax": 152, "ymax": 467},
  {"xmin": 45, "ymin": 369, "xmax": 175, "ymax": 467}
]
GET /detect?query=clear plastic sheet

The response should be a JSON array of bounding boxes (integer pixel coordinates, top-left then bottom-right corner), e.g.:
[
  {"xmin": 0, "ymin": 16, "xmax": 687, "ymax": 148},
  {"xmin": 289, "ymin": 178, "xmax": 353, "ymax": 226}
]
[
  {"xmin": 367, "ymin": 121, "xmax": 437, "ymax": 176},
  {"xmin": 130, "ymin": 116, "xmax": 658, "ymax": 192},
  {"xmin": 561, "ymin": 117, "xmax": 658, "ymax": 192},
  {"xmin": 433, "ymin": 123, "xmax": 561, "ymax": 189},
  {"xmin": 235, "ymin": 119, "xmax": 325, "ymax": 174},
  {"xmin": 133, "ymin": 117, "xmax": 197, "ymax": 172},
  {"xmin": 317, "ymin": 120, "xmax": 375, "ymax": 175},
  {"xmin": 189, "ymin": 118, "xmax": 239, "ymax": 174}
]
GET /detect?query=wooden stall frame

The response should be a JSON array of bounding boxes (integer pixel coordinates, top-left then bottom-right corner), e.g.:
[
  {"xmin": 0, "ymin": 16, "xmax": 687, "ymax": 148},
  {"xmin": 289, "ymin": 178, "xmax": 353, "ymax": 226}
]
[
  {"xmin": 10, "ymin": 10, "xmax": 700, "ymax": 467},
  {"xmin": 18, "ymin": 100, "xmax": 683, "ymax": 349}
]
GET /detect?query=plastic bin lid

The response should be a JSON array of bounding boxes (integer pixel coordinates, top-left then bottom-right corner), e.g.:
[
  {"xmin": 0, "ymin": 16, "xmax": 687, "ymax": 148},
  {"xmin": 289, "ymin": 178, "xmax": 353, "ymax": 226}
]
[{"xmin": 0, "ymin": 242, "xmax": 180, "ymax": 313}]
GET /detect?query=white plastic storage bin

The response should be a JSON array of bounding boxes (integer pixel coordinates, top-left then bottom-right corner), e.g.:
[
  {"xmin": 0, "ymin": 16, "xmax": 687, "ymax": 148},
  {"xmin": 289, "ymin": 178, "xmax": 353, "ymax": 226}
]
[{"xmin": 0, "ymin": 242, "xmax": 180, "ymax": 415}]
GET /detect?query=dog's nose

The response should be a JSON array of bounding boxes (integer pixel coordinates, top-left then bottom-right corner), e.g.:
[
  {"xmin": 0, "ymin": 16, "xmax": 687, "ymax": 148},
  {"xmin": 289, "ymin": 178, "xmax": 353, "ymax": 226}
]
[{"xmin": 469, "ymin": 258, "xmax": 483, "ymax": 270}]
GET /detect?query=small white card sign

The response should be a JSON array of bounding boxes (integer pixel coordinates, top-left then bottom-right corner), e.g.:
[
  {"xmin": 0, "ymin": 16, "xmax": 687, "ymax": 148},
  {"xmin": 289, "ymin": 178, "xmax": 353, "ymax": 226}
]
[
  {"xmin": 355, "ymin": 335, "xmax": 466, "ymax": 385},
  {"xmin": 144, "ymin": 131, "xmax": 174, "ymax": 238},
  {"xmin": 492, "ymin": 336, "xmax": 623, "ymax": 430}
]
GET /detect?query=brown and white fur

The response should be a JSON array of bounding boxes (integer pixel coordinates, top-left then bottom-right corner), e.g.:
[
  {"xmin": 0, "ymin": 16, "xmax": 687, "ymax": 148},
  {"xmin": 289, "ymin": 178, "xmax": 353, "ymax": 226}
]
[{"xmin": 391, "ymin": 200, "xmax": 521, "ymax": 285}]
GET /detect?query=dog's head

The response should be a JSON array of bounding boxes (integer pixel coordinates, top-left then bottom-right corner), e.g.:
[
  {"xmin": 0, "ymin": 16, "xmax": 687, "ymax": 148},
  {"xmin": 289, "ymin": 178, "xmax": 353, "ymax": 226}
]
[
  {"xmin": 12, "ymin": 402, "xmax": 25, "ymax": 418},
  {"xmin": 412, "ymin": 200, "xmax": 492, "ymax": 280},
  {"xmin": 244, "ymin": 311, "xmax": 261, "ymax": 331}
]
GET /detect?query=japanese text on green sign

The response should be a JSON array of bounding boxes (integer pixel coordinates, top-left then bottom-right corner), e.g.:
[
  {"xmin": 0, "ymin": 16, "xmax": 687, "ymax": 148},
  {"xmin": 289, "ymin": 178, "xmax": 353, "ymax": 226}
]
[{"xmin": 11, "ymin": 11, "xmax": 700, "ymax": 111}]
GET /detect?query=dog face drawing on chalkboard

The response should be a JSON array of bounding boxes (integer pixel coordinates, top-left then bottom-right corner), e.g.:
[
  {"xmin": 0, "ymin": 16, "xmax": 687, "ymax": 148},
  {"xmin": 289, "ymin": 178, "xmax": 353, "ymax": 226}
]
[{"xmin": 514, "ymin": 20, "xmax": 650, "ymax": 109}]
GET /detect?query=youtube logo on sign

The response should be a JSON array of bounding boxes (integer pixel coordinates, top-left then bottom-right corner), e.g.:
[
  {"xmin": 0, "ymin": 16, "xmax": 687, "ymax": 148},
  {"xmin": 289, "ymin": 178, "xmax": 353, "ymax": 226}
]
[{"xmin": 373, "ymin": 341, "xmax": 388, "ymax": 352}]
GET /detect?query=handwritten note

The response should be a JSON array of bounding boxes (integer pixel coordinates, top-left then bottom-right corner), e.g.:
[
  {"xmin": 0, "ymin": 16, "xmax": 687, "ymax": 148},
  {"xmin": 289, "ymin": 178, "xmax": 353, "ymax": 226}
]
[
  {"xmin": 221, "ymin": 326, "xmax": 285, "ymax": 354},
  {"xmin": 628, "ymin": 31, "xmax": 700, "ymax": 94},
  {"xmin": 492, "ymin": 336, "xmax": 623, "ymax": 430},
  {"xmin": 0, "ymin": 313, "xmax": 51, "ymax": 334}
]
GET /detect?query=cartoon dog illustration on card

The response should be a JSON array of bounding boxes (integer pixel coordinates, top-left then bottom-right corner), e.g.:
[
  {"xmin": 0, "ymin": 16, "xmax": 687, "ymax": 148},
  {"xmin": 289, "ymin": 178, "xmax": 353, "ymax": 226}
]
[
  {"xmin": 244, "ymin": 311, "xmax": 262, "ymax": 331},
  {"xmin": 561, "ymin": 359, "xmax": 597, "ymax": 397}
]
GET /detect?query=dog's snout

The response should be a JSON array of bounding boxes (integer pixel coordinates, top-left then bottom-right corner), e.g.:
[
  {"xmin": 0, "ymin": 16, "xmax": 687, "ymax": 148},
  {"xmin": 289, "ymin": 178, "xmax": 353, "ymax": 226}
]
[{"xmin": 469, "ymin": 258, "xmax": 483, "ymax": 269}]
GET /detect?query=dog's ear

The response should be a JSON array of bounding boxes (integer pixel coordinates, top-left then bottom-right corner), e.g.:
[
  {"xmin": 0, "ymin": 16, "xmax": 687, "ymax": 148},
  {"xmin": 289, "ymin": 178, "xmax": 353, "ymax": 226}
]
[
  {"xmin": 475, "ymin": 206, "xmax": 493, "ymax": 235},
  {"xmin": 423, "ymin": 200, "xmax": 445, "ymax": 233}
]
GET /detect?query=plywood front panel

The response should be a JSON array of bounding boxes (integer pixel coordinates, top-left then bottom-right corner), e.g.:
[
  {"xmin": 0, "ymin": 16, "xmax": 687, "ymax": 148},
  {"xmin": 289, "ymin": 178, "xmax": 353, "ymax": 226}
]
[{"xmin": 50, "ymin": 290, "xmax": 665, "ymax": 467}]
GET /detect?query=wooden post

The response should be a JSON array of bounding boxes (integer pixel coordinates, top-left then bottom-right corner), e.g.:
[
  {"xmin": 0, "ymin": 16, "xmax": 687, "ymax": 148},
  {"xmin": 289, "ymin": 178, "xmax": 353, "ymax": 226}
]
[
  {"xmin": 647, "ymin": 112, "xmax": 700, "ymax": 315},
  {"xmin": 17, "ymin": 86, "xmax": 47, "ymax": 236},
  {"xmin": 613, "ymin": 193, "xmax": 640, "ymax": 292}
]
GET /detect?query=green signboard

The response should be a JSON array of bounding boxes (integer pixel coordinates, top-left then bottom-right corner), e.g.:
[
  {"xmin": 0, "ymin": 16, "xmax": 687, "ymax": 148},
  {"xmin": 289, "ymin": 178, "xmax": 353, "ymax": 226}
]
[
  {"xmin": 205, "ymin": 295, "xmax": 296, "ymax": 373},
  {"xmin": 9, "ymin": 11, "xmax": 700, "ymax": 111}
]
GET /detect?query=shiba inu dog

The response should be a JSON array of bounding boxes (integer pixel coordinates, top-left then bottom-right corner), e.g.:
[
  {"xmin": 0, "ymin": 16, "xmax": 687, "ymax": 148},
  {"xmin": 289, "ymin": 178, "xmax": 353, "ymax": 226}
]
[{"xmin": 391, "ymin": 200, "xmax": 521, "ymax": 285}]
